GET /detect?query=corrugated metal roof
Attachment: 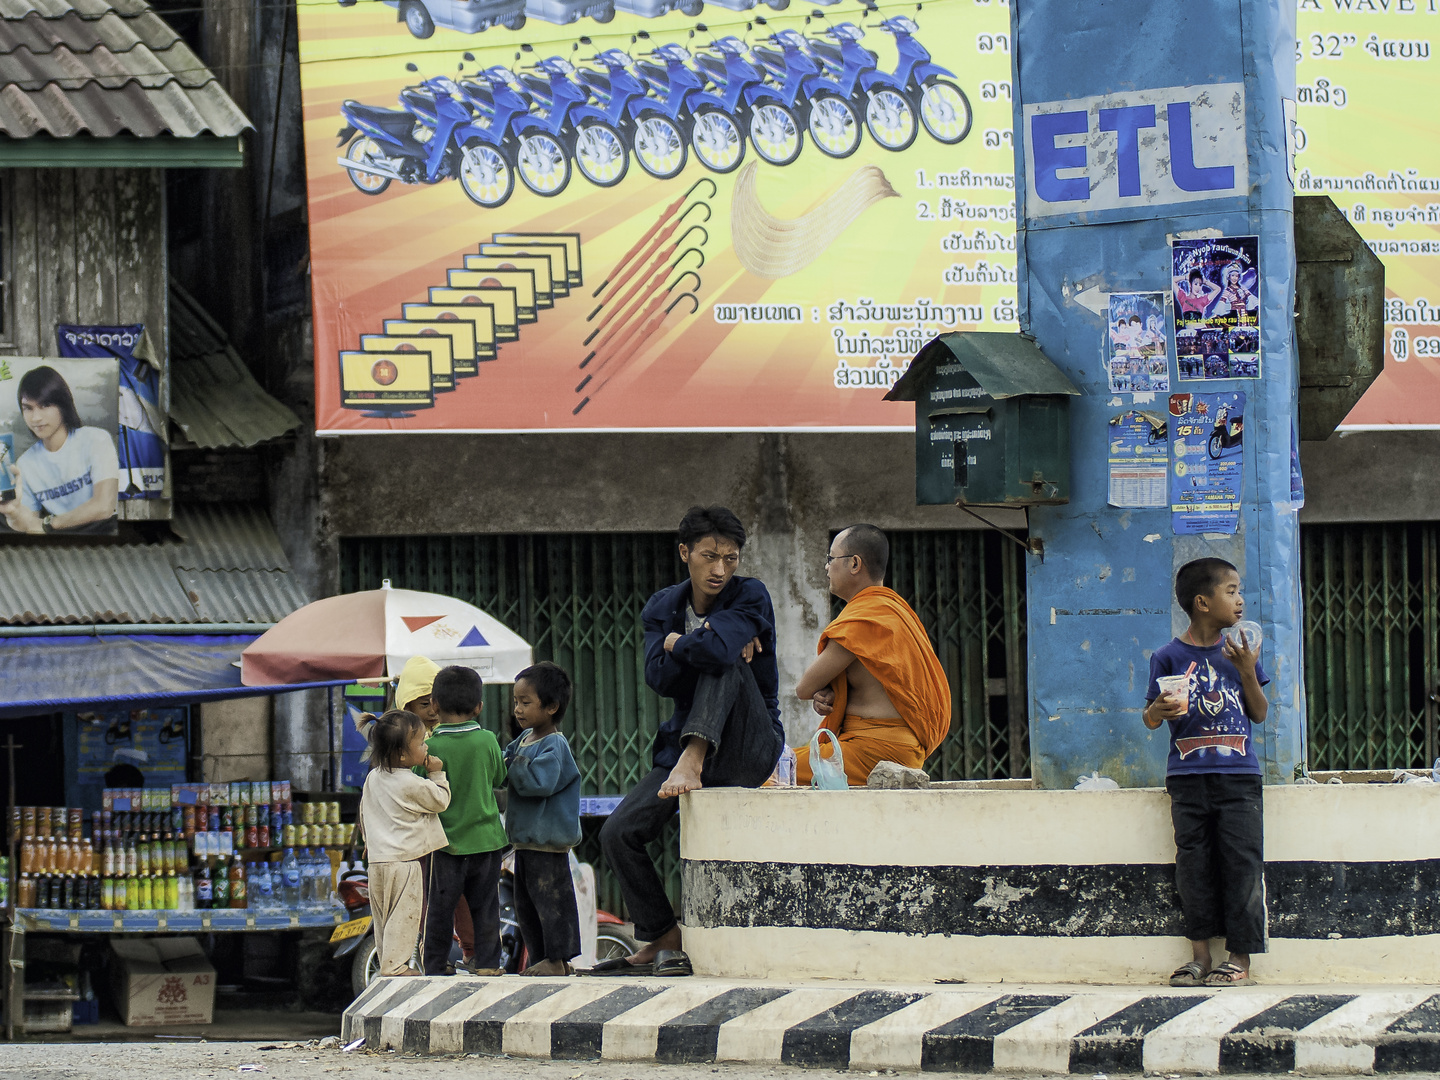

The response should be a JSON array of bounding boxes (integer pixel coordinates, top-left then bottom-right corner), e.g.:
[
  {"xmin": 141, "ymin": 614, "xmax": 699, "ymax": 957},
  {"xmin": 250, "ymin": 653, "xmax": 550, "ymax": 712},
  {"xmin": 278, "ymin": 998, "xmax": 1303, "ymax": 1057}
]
[
  {"xmin": 0, "ymin": 503, "xmax": 310, "ymax": 625},
  {"xmin": 170, "ymin": 503, "xmax": 290, "ymax": 572},
  {"xmin": 169, "ymin": 281, "xmax": 303, "ymax": 449},
  {"xmin": 0, "ymin": 0, "xmax": 249, "ymax": 138}
]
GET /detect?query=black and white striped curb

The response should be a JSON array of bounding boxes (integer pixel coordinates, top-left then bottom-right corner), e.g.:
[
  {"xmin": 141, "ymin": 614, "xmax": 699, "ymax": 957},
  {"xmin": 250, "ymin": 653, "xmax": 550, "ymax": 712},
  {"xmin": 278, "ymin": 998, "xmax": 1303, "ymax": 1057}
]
[{"xmin": 341, "ymin": 977, "xmax": 1440, "ymax": 1073}]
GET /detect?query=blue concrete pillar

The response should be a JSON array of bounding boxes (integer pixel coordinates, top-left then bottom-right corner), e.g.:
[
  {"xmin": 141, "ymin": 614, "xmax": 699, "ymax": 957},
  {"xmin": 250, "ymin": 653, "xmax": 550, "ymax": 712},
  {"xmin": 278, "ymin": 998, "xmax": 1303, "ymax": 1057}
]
[{"xmin": 1011, "ymin": 1, "xmax": 1304, "ymax": 788}]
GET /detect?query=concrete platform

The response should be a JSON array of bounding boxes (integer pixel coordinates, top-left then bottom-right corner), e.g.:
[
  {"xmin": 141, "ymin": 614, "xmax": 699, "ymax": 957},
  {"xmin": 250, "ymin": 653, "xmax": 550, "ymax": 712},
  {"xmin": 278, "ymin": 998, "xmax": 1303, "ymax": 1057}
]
[{"xmin": 341, "ymin": 974, "xmax": 1440, "ymax": 1073}]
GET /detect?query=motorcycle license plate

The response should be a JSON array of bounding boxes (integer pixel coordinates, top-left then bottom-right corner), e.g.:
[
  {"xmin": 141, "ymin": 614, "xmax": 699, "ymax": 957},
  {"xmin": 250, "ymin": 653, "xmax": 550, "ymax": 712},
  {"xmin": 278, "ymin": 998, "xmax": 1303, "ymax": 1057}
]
[{"xmin": 330, "ymin": 915, "xmax": 371, "ymax": 943}]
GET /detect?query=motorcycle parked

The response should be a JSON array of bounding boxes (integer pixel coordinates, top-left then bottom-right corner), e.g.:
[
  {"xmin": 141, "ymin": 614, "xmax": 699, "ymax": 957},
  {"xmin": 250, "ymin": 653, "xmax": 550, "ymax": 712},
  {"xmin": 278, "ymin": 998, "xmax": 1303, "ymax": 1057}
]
[
  {"xmin": 858, "ymin": 3, "xmax": 971, "ymax": 151},
  {"xmin": 685, "ymin": 26, "xmax": 765, "ymax": 173},
  {"xmin": 744, "ymin": 26, "xmax": 822, "ymax": 166}
]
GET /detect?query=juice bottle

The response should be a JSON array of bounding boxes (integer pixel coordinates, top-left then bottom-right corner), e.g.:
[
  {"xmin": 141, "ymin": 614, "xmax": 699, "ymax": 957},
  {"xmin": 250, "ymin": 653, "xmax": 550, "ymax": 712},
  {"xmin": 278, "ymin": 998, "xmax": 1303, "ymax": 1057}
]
[
  {"xmin": 229, "ymin": 858, "xmax": 247, "ymax": 909},
  {"xmin": 165, "ymin": 871, "xmax": 179, "ymax": 910},
  {"xmin": 17, "ymin": 873, "xmax": 33, "ymax": 908},
  {"xmin": 124, "ymin": 874, "xmax": 138, "ymax": 911}
]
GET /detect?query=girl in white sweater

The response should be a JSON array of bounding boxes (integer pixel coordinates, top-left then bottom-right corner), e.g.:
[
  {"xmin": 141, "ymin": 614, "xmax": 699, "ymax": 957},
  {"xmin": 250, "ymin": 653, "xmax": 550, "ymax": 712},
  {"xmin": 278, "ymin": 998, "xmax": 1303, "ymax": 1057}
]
[{"xmin": 360, "ymin": 710, "xmax": 451, "ymax": 977}]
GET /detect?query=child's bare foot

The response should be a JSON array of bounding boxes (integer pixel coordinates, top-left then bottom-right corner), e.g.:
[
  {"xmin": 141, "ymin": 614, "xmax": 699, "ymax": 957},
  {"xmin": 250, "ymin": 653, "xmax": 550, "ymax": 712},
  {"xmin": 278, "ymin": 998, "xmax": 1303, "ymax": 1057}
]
[
  {"xmin": 522, "ymin": 959, "xmax": 572, "ymax": 977},
  {"xmin": 659, "ymin": 758, "xmax": 704, "ymax": 798}
]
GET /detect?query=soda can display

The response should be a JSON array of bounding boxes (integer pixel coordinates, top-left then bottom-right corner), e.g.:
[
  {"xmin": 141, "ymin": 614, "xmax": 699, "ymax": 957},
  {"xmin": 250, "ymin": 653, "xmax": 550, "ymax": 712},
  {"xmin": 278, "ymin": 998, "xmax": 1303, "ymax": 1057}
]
[
  {"xmin": 232, "ymin": 781, "xmax": 248, "ymax": 807},
  {"xmin": 258, "ymin": 824, "xmax": 271, "ymax": 848},
  {"xmin": 245, "ymin": 804, "xmax": 258, "ymax": 827},
  {"xmin": 245, "ymin": 825, "xmax": 258, "ymax": 848}
]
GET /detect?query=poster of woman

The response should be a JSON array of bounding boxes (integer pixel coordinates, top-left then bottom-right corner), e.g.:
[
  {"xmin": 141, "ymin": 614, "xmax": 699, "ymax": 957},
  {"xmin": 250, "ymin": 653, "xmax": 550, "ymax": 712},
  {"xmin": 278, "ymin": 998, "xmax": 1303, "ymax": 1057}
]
[
  {"xmin": 1171, "ymin": 235, "xmax": 1261, "ymax": 381},
  {"xmin": 0, "ymin": 357, "xmax": 120, "ymax": 536}
]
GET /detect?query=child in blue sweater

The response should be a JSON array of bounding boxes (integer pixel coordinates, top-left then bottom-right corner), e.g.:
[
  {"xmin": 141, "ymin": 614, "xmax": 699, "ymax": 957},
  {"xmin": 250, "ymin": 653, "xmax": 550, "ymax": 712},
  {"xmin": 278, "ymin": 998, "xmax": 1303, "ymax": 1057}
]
[{"xmin": 504, "ymin": 661, "xmax": 583, "ymax": 976}]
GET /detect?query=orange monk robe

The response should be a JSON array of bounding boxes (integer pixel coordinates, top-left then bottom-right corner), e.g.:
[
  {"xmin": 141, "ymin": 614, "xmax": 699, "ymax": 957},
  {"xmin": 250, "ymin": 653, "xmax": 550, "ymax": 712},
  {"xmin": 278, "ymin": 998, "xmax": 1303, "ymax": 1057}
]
[{"xmin": 794, "ymin": 586, "xmax": 952, "ymax": 786}]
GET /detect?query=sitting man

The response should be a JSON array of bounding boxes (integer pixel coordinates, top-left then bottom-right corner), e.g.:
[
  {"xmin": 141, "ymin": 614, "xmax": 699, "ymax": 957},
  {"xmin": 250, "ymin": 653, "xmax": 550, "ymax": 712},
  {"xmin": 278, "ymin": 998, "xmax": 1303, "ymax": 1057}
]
[
  {"xmin": 795, "ymin": 524, "xmax": 951, "ymax": 785},
  {"xmin": 597, "ymin": 505, "xmax": 783, "ymax": 975}
]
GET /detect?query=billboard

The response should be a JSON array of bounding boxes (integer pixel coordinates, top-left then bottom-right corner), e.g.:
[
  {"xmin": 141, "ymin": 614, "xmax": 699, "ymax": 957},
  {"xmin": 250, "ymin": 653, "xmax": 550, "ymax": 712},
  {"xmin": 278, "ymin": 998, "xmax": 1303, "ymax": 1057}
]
[
  {"xmin": 0, "ymin": 356, "xmax": 121, "ymax": 537},
  {"xmin": 298, "ymin": 2, "xmax": 1440, "ymax": 433},
  {"xmin": 1293, "ymin": 8, "xmax": 1440, "ymax": 430},
  {"xmin": 296, "ymin": 0, "xmax": 1016, "ymax": 432}
]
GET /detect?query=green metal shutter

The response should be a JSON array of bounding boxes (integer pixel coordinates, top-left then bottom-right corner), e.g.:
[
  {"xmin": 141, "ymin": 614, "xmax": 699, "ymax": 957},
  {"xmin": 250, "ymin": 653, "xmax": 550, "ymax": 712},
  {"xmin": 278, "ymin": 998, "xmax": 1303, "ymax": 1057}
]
[{"xmin": 1301, "ymin": 523, "xmax": 1438, "ymax": 772}]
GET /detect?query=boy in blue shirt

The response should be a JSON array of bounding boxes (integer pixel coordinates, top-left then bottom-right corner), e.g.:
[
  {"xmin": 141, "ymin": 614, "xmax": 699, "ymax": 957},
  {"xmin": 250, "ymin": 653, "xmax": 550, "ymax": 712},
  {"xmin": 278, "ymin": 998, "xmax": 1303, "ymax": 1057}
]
[
  {"xmin": 503, "ymin": 661, "xmax": 583, "ymax": 976},
  {"xmin": 1145, "ymin": 557, "xmax": 1269, "ymax": 988}
]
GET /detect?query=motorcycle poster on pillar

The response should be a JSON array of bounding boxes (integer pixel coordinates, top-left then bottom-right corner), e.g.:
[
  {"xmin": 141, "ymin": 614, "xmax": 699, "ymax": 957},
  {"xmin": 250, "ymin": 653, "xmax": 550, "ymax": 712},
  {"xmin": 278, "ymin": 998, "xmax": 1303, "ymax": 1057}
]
[
  {"xmin": 1168, "ymin": 390, "xmax": 1245, "ymax": 536},
  {"xmin": 295, "ymin": 0, "xmax": 1017, "ymax": 432}
]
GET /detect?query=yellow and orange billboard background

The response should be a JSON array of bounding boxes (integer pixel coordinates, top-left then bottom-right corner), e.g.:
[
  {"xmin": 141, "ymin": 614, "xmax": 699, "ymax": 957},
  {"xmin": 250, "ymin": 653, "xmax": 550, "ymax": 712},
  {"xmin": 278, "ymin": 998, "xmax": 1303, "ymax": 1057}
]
[
  {"xmin": 297, "ymin": 1, "xmax": 1440, "ymax": 432},
  {"xmin": 297, "ymin": 0, "xmax": 1016, "ymax": 431}
]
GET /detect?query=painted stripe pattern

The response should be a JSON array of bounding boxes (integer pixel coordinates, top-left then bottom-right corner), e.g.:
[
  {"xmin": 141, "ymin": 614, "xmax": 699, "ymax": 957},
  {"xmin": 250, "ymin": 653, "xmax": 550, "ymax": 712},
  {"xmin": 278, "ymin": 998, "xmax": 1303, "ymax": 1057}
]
[
  {"xmin": 342, "ymin": 977, "xmax": 1440, "ymax": 1072},
  {"xmin": 682, "ymin": 859, "xmax": 1440, "ymax": 938}
]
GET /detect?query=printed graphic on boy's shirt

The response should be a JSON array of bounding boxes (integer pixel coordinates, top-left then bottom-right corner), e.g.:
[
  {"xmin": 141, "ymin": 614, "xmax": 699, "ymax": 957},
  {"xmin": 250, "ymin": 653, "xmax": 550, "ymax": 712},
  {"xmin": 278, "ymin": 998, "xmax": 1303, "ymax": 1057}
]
[{"xmin": 1175, "ymin": 660, "xmax": 1249, "ymax": 760}]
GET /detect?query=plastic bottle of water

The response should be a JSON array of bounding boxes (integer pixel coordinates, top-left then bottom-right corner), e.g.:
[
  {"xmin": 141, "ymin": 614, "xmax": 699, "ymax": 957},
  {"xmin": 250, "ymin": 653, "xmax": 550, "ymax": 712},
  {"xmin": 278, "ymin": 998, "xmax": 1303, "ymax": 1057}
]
[
  {"xmin": 252, "ymin": 860, "xmax": 275, "ymax": 913},
  {"xmin": 303, "ymin": 849, "xmax": 322, "ymax": 911},
  {"xmin": 280, "ymin": 847, "xmax": 301, "ymax": 910}
]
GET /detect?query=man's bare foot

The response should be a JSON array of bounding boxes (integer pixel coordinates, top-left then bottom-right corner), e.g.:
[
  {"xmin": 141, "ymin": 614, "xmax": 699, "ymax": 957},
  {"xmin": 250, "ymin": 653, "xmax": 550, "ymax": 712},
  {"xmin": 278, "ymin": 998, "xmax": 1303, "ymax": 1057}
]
[
  {"xmin": 659, "ymin": 758, "xmax": 704, "ymax": 798},
  {"xmin": 627, "ymin": 925, "xmax": 683, "ymax": 966},
  {"xmin": 522, "ymin": 958, "xmax": 572, "ymax": 977}
]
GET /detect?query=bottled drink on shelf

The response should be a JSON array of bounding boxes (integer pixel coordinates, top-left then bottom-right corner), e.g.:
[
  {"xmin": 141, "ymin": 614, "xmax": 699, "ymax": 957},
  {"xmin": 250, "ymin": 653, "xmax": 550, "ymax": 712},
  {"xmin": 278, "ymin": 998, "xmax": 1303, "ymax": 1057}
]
[
  {"xmin": 194, "ymin": 862, "xmax": 213, "ymax": 910},
  {"xmin": 229, "ymin": 857, "xmax": 247, "ymax": 909},
  {"xmin": 280, "ymin": 847, "xmax": 300, "ymax": 910},
  {"xmin": 212, "ymin": 859, "xmax": 230, "ymax": 909}
]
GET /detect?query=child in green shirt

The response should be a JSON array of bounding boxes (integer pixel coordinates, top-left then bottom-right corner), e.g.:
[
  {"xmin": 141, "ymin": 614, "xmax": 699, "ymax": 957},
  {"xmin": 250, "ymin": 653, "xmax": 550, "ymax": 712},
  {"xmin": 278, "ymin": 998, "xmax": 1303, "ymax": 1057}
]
[{"xmin": 421, "ymin": 665, "xmax": 508, "ymax": 975}]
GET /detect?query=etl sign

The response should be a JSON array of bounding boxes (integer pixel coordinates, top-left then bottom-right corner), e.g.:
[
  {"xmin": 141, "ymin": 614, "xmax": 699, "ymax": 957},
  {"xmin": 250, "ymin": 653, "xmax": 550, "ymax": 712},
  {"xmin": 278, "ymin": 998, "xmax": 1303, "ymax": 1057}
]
[{"xmin": 1022, "ymin": 83, "xmax": 1248, "ymax": 221}]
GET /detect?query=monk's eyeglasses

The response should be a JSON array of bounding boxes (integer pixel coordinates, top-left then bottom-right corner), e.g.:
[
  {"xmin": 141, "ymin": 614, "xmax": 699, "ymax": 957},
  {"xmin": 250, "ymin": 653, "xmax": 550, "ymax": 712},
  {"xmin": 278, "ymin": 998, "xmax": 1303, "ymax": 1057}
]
[{"xmin": 825, "ymin": 553, "xmax": 858, "ymax": 567}]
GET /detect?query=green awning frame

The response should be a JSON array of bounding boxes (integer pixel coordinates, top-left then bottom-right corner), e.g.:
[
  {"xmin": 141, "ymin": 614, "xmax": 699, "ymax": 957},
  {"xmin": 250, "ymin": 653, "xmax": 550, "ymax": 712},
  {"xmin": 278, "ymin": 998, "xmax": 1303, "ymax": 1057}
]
[
  {"xmin": 0, "ymin": 134, "xmax": 244, "ymax": 169},
  {"xmin": 886, "ymin": 332, "xmax": 1082, "ymax": 402}
]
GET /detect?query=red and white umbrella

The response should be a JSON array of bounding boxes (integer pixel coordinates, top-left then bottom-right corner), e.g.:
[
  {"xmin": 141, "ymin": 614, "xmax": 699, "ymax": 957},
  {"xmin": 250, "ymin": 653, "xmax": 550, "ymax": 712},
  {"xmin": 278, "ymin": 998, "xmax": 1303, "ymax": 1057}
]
[{"xmin": 240, "ymin": 580, "xmax": 532, "ymax": 687}]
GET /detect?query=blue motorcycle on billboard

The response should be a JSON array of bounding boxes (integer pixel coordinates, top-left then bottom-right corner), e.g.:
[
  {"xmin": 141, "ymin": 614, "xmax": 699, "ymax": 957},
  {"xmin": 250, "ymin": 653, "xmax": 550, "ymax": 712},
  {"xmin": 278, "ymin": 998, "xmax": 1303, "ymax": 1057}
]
[{"xmin": 335, "ymin": 5, "xmax": 971, "ymax": 208}]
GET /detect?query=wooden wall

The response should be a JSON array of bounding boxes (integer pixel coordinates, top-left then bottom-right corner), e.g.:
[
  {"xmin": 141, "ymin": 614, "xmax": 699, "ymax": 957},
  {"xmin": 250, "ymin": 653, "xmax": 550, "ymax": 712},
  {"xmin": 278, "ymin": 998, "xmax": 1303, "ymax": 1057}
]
[{"xmin": 2, "ymin": 167, "xmax": 171, "ymax": 519}]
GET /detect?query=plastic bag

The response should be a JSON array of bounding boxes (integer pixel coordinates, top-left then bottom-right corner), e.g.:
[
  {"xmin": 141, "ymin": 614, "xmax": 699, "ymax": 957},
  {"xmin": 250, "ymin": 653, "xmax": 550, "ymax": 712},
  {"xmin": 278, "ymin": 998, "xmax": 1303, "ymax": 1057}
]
[
  {"xmin": 1074, "ymin": 771, "xmax": 1119, "ymax": 791},
  {"xmin": 809, "ymin": 729, "xmax": 848, "ymax": 790}
]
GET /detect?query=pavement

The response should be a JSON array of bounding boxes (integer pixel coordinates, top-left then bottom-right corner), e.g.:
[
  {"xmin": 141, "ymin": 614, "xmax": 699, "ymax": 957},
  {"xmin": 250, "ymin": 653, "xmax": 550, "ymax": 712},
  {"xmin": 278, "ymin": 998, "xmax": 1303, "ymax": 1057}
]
[{"xmin": 342, "ymin": 974, "xmax": 1440, "ymax": 1074}]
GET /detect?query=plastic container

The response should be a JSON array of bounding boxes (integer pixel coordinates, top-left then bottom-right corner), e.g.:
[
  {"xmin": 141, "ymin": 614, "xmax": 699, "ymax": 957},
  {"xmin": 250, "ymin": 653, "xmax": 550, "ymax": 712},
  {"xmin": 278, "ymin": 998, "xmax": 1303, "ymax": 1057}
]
[
  {"xmin": 1222, "ymin": 620, "xmax": 1263, "ymax": 651},
  {"xmin": 1156, "ymin": 673, "xmax": 1192, "ymax": 711}
]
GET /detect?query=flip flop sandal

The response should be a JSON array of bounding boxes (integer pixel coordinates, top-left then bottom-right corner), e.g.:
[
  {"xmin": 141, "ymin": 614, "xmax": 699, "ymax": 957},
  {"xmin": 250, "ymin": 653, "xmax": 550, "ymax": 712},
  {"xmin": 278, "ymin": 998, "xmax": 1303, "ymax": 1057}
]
[
  {"xmin": 1169, "ymin": 960, "xmax": 1208, "ymax": 987},
  {"xmin": 582, "ymin": 957, "xmax": 654, "ymax": 976},
  {"xmin": 654, "ymin": 949, "xmax": 693, "ymax": 977},
  {"xmin": 1204, "ymin": 962, "xmax": 1254, "ymax": 986}
]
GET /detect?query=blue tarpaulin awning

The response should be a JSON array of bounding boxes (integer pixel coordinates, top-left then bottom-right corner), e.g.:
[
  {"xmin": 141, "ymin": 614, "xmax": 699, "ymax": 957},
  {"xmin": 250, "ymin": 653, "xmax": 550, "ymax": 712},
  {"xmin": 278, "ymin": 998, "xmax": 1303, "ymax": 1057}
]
[{"xmin": 0, "ymin": 634, "xmax": 351, "ymax": 719}]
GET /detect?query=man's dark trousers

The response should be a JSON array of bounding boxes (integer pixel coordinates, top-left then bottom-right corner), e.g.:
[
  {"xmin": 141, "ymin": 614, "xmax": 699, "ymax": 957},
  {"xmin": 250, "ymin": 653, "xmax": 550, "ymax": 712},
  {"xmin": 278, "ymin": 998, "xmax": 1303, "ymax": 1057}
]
[{"xmin": 600, "ymin": 661, "xmax": 782, "ymax": 942}]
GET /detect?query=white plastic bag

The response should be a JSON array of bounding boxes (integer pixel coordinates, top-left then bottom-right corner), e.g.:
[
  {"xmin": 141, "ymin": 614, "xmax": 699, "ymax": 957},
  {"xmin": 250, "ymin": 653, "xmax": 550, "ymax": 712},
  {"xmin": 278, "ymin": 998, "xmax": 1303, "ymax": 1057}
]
[
  {"xmin": 809, "ymin": 729, "xmax": 848, "ymax": 789},
  {"xmin": 1074, "ymin": 771, "xmax": 1119, "ymax": 791}
]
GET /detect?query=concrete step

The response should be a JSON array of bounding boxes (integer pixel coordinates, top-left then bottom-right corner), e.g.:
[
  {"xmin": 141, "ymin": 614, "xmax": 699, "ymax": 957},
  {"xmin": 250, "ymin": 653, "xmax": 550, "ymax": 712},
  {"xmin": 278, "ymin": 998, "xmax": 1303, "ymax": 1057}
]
[{"xmin": 341, "ymin": 975, "xmax": 1440, "ymax": 1073}]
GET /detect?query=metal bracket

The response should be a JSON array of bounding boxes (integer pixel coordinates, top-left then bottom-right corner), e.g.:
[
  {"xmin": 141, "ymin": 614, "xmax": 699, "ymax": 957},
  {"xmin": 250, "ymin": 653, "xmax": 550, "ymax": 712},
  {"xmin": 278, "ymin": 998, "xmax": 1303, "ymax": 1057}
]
[{"xmin": 954, "ymin": 503, "xmax": 1044, "ymax": 559}]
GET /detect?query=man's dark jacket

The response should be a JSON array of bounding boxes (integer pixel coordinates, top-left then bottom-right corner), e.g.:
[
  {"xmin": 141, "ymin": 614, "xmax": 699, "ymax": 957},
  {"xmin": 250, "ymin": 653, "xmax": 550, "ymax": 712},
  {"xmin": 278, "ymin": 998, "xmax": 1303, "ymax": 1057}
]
[{"xmin": 641, "ymin": 574, "xmax": 782, "ymax": 769}]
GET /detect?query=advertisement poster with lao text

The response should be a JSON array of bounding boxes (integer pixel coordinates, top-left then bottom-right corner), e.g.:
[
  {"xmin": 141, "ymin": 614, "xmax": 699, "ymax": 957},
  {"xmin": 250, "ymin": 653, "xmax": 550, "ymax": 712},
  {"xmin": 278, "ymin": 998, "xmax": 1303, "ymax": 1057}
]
[
  {"xmin": 296, "ymin": 0, "xmax": 1017, "ymax": 432},
  {"xmin": 1168, "ymin": 390, "xmax": 1245, "ymax": 536}
]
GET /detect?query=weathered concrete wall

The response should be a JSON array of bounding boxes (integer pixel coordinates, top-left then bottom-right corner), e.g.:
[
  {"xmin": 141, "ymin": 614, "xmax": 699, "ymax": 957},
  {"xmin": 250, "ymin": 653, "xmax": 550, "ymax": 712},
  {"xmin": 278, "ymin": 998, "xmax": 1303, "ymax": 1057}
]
[
  {"xmin": 315, "ymin": 431, "xmax": 1022, "ymax": 748},
  {"xmin": 678, "ymin": 784, "xmax": 1440, "ymax": 984},
  {"xmin": 198, "ymin": 696, "xmax": 271, "ymax": 781},
  {"xmin": 1299, "ymin": 430, "xmax": 1440, "ymax": 523}
]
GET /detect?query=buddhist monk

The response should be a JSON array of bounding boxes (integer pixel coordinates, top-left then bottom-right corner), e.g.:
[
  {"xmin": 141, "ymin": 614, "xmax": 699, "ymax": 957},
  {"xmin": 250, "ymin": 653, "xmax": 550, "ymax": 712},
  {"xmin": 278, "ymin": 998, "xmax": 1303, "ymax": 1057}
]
[{"xmin": 794, "ymin": 524, "xmax": 952, "ymax": 785}]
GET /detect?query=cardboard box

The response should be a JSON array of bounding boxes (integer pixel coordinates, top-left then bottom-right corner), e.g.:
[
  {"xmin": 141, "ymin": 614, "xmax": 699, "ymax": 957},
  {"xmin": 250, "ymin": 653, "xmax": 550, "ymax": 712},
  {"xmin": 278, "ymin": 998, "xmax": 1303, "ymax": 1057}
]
[{"xmin": 110, "ymin": 938, "xmax": 215, "ymax": 1026}]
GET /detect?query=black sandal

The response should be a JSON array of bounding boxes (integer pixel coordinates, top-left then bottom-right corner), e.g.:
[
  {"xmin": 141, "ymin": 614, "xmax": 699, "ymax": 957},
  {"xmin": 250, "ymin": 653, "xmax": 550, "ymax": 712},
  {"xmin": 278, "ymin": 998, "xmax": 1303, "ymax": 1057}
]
[{"xmin": 1169, "ymin": 960, "xmax": 1208, "ymax": 987}]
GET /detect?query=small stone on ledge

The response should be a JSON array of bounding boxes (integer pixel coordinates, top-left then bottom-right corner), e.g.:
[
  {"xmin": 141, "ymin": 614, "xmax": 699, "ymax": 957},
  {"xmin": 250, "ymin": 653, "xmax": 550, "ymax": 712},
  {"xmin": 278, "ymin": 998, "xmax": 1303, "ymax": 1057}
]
[{"xmin": 866, "ymin": 761, "xmax": 931, "ymax": 789}]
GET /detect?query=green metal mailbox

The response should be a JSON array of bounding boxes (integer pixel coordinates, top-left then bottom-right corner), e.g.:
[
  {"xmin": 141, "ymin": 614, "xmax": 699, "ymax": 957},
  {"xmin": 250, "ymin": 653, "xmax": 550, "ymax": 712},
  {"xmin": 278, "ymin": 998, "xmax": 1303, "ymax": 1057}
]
[{"xmin": 886, "ymin": 332, "xmax": 1079, "ymax": 507}]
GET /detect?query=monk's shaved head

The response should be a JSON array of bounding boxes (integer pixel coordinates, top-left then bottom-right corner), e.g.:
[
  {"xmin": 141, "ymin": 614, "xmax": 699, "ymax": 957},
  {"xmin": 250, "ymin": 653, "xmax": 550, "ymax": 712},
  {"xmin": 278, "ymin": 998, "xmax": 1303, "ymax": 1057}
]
[{"xmin": 836, "ymin": 524, "xmax": 889, "ymax": 581}]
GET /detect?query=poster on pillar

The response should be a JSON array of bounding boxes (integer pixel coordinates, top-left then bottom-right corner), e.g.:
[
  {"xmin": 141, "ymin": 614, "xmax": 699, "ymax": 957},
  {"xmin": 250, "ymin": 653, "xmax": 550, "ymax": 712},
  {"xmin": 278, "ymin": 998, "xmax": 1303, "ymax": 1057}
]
[
  {"xmin": 1168, "ymin": 390, "xmax": 1245, "ymax": 536},
  {"xmin": 1170, "ymin": 236, "xmax": 1260, "ymax": 382},
  {"xmin": 1106, "ymin": 292, "xmax": 1169, "ymax": 393},
  {"xmin": 1107, "ymin": 410, "xmax": 1167, "ymax": 509},
  {"xmin": 295, "ymin": 0, "xmax": 1019, "ymax": 432},
  {"xmin": 0, "ymin": 356, "xmax": 121, "ymax": 537}
]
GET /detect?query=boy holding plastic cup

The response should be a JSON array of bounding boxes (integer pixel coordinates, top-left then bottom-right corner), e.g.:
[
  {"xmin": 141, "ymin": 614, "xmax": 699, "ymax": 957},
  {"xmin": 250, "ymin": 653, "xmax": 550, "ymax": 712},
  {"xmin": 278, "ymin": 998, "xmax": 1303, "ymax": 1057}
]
[{"xmin": 1143, "ymin": 557, "xmax": 1269, "ymax": 989}]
